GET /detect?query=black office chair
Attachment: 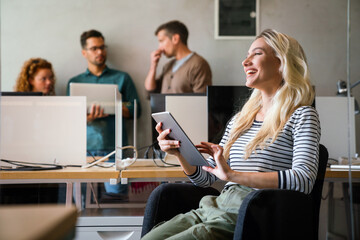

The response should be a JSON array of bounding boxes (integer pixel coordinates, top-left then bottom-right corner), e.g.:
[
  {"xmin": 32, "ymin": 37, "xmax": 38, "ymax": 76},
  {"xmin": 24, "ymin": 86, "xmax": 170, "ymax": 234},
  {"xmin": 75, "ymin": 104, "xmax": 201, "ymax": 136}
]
[{"xmin": 141, "ymin": 144, "xmax": 329, "ymax": 240}]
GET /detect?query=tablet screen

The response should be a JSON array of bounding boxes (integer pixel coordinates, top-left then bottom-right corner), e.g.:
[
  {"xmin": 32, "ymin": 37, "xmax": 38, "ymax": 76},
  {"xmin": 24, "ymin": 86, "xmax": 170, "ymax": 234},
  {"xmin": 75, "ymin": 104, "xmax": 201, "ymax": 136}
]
[{"xmin": 152, "ymin": 111, "xmax": 209, "ymax": 166}]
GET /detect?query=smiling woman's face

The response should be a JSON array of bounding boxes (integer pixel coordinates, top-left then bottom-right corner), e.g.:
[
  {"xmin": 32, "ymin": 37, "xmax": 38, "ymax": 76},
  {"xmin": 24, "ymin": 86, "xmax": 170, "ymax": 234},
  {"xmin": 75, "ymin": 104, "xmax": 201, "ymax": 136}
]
[{"xmin": 242, "ymin": 37, "xmax": 282, "ymax": 92}]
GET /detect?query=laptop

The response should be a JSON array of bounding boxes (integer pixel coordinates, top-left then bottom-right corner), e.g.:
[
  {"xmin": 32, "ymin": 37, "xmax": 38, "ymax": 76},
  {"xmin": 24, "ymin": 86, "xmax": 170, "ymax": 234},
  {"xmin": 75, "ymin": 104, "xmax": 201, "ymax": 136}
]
[
  {"xmin": 69, "ymin": 83, "xmax": 118, "ymax": 114},
  {"xmin": 1, "ymin": 92, "xmax": 43, "ymax": 96}
]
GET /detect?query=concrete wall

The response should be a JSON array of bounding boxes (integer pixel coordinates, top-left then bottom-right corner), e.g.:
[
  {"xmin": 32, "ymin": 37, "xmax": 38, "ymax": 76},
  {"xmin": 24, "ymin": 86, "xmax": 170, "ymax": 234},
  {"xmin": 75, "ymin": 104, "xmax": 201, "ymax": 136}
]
[{"xmin": 1, "ymin": 0, "xmax": 359, "ymax": 152}]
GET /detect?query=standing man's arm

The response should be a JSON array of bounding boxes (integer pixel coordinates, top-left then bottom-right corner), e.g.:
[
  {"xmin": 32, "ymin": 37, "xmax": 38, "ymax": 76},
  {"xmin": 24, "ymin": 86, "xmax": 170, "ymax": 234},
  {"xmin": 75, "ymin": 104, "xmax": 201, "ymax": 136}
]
[{"xmin": 144, "ymin": 49, "xmax": 162, "ymax": 91}]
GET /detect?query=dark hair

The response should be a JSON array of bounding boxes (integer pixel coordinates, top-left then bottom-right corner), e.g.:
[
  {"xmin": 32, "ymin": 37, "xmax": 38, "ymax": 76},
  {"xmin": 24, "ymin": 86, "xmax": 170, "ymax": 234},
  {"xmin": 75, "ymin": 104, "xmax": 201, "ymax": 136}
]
[
  {"xmin": 155, "ymin": 20, "xmax": 189, "ymax": 46},
  {"xmin": 80, "ymin": 29, "xmax": 104, "ymax": 49}
]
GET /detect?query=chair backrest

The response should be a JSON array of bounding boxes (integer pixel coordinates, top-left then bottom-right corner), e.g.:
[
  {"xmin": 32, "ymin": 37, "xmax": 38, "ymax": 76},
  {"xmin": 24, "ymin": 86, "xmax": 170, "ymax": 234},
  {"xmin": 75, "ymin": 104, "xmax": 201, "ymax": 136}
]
[
  {"xmin": 310, "ymin": 144, "xmax": 329, "ymax": 238},
  {"xmin": 234, "ymin": 144, "xmax": 329, "ymax": 240}
]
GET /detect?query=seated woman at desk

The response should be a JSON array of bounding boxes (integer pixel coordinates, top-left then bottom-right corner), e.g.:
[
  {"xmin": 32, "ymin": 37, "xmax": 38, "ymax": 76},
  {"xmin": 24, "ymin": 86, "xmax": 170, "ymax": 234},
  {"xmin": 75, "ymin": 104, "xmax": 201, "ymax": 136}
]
[
  {"xmin": 1, "ymin": 58, "xmax": 58, "ymax": 205},
  {"xmin": 14, "ymin": 57, "xmax": 56, "ymax": 95},
  {"xmin": 142, "ymin": 29, "xmax": 321, "ymax": 239}
]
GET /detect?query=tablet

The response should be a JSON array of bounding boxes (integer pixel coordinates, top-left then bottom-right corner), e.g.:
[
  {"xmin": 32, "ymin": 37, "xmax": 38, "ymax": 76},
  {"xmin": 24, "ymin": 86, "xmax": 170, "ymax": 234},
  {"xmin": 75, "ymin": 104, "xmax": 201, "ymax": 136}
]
[
  {"xmin": 69, "ymin": 83, "xmax": 118, "ymax": 114},
  {"xmin": 152, "ymin": 111, "xmax": 209, "ymax": 166}
]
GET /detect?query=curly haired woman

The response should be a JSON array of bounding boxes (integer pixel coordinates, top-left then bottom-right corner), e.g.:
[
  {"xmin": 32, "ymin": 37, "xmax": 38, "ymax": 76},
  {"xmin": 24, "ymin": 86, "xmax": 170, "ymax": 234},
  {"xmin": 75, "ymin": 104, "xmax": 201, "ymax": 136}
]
[{"xmin": 14, "ymin": 58, "xmax": 56, "ymax": 95}]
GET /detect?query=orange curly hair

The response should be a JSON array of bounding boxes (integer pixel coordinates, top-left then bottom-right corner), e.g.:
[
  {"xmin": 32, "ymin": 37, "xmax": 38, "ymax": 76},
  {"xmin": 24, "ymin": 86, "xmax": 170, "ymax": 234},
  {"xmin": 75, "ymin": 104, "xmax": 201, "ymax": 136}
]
[{"xmin": 14, "ymin": 58, "xmax": 56, "ymax": 95}]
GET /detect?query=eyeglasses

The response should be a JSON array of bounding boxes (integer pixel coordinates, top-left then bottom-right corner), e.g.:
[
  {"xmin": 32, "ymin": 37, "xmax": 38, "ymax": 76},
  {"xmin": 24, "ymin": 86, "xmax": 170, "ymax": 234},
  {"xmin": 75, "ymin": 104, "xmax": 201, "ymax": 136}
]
[{"xmin": 85, "ymin": 45, "xmax": 107, "ymax": 52}]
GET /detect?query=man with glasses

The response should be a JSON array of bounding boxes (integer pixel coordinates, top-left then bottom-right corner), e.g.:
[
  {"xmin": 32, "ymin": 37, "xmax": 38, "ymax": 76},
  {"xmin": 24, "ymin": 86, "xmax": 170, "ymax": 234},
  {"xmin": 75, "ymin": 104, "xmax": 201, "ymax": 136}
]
[{"xmin": 66, "ymin": 29, "xmax": 141, "ymax": 201}]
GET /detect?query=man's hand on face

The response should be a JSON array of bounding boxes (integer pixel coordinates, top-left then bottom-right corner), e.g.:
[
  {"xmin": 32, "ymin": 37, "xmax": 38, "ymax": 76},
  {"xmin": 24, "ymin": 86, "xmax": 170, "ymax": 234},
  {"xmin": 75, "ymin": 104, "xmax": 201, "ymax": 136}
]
[{"xmin": 150, "ymin": 49, "xmax": 163, "ymax": 67}]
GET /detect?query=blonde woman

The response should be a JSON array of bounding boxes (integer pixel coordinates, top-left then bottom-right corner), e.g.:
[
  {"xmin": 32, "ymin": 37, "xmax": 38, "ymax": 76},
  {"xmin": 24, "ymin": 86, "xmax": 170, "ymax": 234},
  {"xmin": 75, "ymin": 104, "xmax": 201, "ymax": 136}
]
[
  {"xmin": 143, "ymin": 29, "xmax": 321, "ymax": 239},
  {"xmin": 14, "ymin": 58, "xmax": 56, "ymax": 95}
]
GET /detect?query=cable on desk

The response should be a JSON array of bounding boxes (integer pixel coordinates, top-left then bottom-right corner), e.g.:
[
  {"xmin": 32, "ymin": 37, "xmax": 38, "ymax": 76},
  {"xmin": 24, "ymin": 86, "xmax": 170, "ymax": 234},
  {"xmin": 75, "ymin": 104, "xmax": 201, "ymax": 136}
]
[
  {"xmin": 86, "ymin": 151, "xmax": 115, "ymax": 168},
  {"xmin": 0, "ymin": 165, "xmax": 63, "ymax": 171},
  {"xmin": 83, "ymin": 146, "xmax": 138, "ymax": 169},
  {"xmin": 0, "ymin": 159, "xmax": 65, "ymax": 171},
  {"xmin": 144, "ymin": 142, "xmax": 180, "ymax": 167},
  {"xmin": 86, "ymin": 144, "xmax": 154, "ymax": 167}
]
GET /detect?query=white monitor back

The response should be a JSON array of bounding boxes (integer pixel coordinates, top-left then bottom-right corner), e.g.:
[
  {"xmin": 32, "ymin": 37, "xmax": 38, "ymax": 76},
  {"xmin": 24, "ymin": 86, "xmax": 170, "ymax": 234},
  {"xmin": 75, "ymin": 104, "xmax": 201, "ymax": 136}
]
[
  {"xmin": 0, "ymin": 96, "xmax": 87, "ymax": 166},
  {"xmin": 316, "ymin": 96, "xmax": 356, "ymax": 159},
  {"xmin": 165, "ymin": 95, "xmax": 207, "ymax": 145}
]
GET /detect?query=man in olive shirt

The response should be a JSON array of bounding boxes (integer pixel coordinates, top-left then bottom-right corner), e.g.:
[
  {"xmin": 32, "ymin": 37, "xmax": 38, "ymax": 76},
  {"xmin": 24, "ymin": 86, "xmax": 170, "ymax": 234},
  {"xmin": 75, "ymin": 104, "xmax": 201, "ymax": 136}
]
[{"xmin": 144, "ymin": 20, "xmax": 212, "ymax": 94}]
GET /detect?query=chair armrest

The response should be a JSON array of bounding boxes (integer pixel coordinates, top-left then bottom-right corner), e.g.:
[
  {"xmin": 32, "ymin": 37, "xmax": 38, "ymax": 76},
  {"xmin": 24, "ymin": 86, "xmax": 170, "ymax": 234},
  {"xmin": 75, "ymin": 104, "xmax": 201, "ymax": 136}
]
[{"xmin": 234, "ymin": 189, "xmax": 317, "ymax": 240}]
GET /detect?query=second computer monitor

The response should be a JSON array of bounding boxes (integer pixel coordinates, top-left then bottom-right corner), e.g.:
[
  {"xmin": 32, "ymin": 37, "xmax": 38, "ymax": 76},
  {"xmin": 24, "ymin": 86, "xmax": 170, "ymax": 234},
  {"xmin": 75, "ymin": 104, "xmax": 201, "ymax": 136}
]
[
  {"xmin": 207, "ymin": 85, "xmax": 252, "ymax": 144},
  {"xmin": 150, "ymin": 93, "xmax": 206, "ymax": 146}
]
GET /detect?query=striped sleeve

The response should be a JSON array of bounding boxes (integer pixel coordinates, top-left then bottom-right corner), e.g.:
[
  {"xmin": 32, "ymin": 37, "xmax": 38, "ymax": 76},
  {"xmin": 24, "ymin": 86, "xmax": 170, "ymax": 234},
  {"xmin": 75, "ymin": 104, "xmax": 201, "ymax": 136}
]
[
  {"xmin": 278, "ymin": 107, "xmax": 321, "ymax": 194},
  {"xmin": 186, "ymin": 117, "xmax": 235, "ymax": 187}
]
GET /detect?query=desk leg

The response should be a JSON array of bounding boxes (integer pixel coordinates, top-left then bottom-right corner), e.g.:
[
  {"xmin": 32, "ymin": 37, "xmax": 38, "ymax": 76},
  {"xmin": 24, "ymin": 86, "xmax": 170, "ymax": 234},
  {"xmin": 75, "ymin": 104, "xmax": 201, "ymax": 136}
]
[
  {"xmin": 66, "ymin": 182, "xmax": 73, "ymax": 207},
  {"xmin": 74, "ymin": 182, "xmax": 82, "ymax": 210},
  {"xmin": 85, "ymin": 183, "xmax": 91, "ymax": 208},
  {"xmin": 326, "ymin": 182, "xmax": 347, "ymax": 240}
]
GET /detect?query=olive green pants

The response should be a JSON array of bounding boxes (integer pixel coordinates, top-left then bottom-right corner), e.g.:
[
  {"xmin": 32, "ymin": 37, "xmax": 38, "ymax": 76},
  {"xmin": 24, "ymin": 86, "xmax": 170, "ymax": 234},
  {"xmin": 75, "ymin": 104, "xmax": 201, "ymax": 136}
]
[{"xmin": 141, "ymin": 184, "xmax": 254, "ymax": 240}]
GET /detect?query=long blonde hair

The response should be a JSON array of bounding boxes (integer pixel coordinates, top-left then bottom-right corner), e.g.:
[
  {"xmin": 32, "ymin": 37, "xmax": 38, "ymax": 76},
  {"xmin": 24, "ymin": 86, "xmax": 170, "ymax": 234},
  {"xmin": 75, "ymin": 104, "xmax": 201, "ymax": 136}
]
[
  {"xmin": 223, "ymin": 29, "xmax": 314, "ymax": 159},
  {"xmin": 14, "ymin": 58, "xmax": 56, "ymax": 95}
]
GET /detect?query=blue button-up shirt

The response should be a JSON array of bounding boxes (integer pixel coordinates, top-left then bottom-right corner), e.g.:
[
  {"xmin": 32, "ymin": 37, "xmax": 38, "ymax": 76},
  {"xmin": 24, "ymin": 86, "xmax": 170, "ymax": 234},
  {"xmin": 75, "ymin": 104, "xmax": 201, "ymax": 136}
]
[{"xmin": 66, "ymin": 66, "xmax": 141, "ymax": 152}]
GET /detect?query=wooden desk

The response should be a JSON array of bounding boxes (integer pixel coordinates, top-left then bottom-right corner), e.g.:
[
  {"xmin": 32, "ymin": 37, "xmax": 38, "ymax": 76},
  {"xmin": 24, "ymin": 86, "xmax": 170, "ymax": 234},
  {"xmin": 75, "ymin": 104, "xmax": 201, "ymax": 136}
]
[
  {"xmin": 120, "ymin": 166, "xmax": 360, "ymax": 183},
  {"xmin": 0, "ymin": 167, "xmax": 120, "ymax": 209},
  {"xmin": 120, "ymin": 166, "xmax": 186, "ymax": 184},
  {"xmin": 324, "ymin": 168, "xmax": 360, "ymax": 182},
  {"xmin": 0, "ymin": 167, "xmax": 119, "ymax": 181},
  {"xmin": 0, "ymin": 205, "xmax": 77, "ymax": 240},
  {"xmin": 1, "ymin": 166, "xmax": 358, "ymax": 209}
]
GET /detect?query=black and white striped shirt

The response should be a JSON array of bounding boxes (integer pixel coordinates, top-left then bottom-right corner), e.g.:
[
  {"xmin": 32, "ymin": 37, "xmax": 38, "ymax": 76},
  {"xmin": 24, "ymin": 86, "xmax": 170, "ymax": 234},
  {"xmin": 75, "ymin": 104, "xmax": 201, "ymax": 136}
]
[{"xmin": 188, "ymin": 106, "xmax": 321, "ymax": 194}]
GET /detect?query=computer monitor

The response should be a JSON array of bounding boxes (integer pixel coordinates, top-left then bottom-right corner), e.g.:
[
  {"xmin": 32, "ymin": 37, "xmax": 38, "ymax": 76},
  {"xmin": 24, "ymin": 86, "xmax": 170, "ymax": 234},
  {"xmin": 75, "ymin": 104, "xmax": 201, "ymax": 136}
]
[
  {"xmin": 207, "ymin": 85, "xmax": 252, "ymax": 144},
  {"xmin": 149, "ymin": 93, "xmax": 206, "ymax": 146},
  {"xmin": 165, "ymin": 95, "xmax": 207, "ymax": 145},
  {"xmin": 1, "ymin": 92, "xmax": 43, "ymax": 96},
  {"xmin": 0, "ymin": 96, "xmax": 87, "ymax": 167},
  {"xmin": 316, "ymin": 96, "xmax": 356, "ymax": 159}
]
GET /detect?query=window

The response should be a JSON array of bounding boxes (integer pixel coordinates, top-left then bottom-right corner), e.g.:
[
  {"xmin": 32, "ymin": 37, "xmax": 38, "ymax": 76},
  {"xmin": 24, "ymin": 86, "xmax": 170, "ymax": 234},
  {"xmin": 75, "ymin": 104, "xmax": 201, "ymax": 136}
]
[{"xmin": 215, "ymin": 0, "xmax": 259, "ymax": 39}]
